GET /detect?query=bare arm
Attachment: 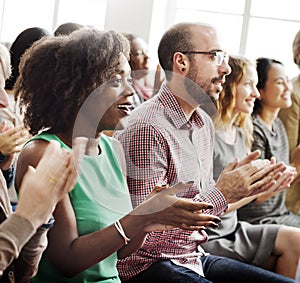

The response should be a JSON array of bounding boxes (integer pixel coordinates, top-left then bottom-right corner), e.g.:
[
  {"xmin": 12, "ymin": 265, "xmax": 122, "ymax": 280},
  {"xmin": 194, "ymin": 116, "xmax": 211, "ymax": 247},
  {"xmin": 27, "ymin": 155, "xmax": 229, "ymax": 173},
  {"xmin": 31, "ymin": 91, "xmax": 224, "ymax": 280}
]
[
  {"xmin": 0, "ymin": 141, "xmax": 76, "ymax": 281},
  {"xmin": 17, "ymin": 140, "xmax": 221, "ymax": 277}
]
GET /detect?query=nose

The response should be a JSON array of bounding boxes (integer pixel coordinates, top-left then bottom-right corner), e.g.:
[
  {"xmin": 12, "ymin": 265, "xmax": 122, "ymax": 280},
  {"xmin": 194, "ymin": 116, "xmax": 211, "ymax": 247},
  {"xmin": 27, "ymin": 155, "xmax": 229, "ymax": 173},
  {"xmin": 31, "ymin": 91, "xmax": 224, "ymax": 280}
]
[
  {"xmin": 143, "ymin": 52, "xmax": 149, "ymax": 60},
  {"xmin": 286, "ymin": 80, "xmax": 293, "ymax": 92},
  {"xmin": 124, "ymin": 81, "xmax": 135, "ymax": 98},
  {"xmin": 252, "ymin": 86, "xmax": 260, "ymax": 98},
  {"xmin": 219, "ymin": 59, "xmax": 231, "ymax": 76}
]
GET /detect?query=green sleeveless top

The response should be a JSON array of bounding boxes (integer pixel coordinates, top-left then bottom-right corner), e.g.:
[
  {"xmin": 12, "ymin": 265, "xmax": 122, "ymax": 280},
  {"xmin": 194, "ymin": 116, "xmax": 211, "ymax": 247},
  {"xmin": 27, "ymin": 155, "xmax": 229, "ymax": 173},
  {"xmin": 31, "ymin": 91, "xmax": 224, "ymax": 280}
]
[{"xmin": 30, "ymin": 133, "xmax": 132, "ymax": 283}]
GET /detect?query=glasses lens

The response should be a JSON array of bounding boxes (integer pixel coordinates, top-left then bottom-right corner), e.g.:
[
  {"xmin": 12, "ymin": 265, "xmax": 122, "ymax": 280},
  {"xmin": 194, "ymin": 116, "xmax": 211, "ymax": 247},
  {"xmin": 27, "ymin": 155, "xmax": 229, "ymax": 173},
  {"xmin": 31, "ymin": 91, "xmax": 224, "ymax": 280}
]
[{"xmin": 215, "ymin": 52, "xmax": 223, "ymax": 66}]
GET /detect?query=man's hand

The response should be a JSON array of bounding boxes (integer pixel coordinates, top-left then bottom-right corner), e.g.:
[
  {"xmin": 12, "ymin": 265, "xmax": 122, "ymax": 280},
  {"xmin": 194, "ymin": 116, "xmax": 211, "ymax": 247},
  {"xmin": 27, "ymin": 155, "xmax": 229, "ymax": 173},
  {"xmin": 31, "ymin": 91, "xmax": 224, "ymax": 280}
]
[{"xmin": 216, "ymin": 152, "xmax": 287, "ymax": 203}]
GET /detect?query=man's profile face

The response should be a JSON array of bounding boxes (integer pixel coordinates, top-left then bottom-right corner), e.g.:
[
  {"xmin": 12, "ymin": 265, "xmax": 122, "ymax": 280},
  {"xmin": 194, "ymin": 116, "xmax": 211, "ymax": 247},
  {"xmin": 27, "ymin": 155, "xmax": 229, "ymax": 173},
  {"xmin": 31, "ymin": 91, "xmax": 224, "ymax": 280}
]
[{"xmin": 184, "ymin": 25, "xmax": 231, "ymax": 104}]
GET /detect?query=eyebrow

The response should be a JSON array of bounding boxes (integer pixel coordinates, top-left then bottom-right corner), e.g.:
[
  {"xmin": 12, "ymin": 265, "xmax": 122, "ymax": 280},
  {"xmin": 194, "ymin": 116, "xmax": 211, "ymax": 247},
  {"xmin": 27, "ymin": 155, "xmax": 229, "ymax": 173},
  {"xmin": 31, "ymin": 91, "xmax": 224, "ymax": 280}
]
[{"xmin": 209, "ymin": 49, "xmax": 224, "ymax": 52}]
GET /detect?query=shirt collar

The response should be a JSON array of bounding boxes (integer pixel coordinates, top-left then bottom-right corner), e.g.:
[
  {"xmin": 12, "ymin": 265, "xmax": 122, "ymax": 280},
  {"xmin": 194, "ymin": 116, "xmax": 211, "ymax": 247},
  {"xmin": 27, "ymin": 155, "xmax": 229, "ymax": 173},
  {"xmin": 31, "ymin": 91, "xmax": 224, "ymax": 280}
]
[{"xmin": 158, "ymin": 83, "xmax": 204, "ymax": 129}]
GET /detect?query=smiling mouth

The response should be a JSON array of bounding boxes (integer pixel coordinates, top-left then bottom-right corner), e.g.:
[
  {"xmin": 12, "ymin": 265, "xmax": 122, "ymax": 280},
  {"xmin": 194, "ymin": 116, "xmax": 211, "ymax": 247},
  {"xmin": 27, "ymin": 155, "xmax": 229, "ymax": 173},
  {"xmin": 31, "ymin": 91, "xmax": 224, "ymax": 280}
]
[{"xmin": 117, "ymin": 104, "xmax": 134, "ymax": 114}]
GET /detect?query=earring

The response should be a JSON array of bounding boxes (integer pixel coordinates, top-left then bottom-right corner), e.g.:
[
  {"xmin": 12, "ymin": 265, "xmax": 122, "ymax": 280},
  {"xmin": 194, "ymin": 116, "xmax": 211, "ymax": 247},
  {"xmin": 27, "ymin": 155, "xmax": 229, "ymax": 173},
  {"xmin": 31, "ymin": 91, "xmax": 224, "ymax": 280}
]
[{"xmin": 181, "ymin": 67, "xmax": 186, "ymax": 72}]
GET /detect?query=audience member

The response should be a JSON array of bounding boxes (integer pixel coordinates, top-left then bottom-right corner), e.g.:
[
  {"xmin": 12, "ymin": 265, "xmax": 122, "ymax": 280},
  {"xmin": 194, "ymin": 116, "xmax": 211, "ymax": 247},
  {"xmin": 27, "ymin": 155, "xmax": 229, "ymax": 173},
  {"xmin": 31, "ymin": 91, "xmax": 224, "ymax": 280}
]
[
  {"xmin": 279, "ymin": 29, "xmax": 300, "ymax": 214},
  {"xmin": 5, "ymin": 27, "xmax": 50, "ymax": 112},
  {"xmin": 0, "ymin": 43, "xmax": 29, "ymax": 208},
  {"xmin": 14, "ymin": 28, "xmax": 221, "ymax": 283},
  {"xmin": 1, "ymin": 27, "xmax": 49, "ymax": 204},
  {"xmin": 123, "ymin": 33, "xmax": 163, "ymax": 106},
  {"xmin": 115, "ymin": 22, "xmax": 293, "ymax": 283},
  {"xmin": 54, "ymin": 22, "xmax": 84, "ymax": 36},
  {"xmin": 0, "ymin": 134, "xmax": 77, "ymax": 281},
  {"xmin": 202, "ymin": 55, "xmax": 299, "ymax": 279},
  {"xmin": 238, "ymin": 57, "xmax": 300, "ymax": 227},
  {"xmin": 0, "ymin": 39, "xmax": 78, "ymax": 283}
]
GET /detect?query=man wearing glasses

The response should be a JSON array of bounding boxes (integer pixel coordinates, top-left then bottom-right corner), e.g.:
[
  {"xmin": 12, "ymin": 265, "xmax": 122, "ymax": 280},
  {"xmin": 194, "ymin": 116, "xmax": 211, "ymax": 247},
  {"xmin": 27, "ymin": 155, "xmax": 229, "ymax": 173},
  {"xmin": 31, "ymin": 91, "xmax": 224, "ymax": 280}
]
[{"xmin": 115, "ymin": 22, "xmax": 294, "ymax": 283}]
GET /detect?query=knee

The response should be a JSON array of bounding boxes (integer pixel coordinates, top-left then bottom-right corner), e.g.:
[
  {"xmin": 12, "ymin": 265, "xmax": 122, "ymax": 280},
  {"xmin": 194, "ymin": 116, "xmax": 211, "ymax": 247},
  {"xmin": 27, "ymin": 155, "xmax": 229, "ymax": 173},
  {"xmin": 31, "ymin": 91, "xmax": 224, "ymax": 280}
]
[{"xmin": 274, "ymin": 226, "xmax": 300, "ymax": 256}]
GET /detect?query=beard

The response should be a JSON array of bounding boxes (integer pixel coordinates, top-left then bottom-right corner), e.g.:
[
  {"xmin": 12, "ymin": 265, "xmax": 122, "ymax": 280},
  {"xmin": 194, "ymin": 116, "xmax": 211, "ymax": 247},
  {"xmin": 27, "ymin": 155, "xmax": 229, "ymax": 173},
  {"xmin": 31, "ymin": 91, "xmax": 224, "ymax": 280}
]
[{"xmin": 183, "ymin": 67, "xmax": 215, "ymax": 105}]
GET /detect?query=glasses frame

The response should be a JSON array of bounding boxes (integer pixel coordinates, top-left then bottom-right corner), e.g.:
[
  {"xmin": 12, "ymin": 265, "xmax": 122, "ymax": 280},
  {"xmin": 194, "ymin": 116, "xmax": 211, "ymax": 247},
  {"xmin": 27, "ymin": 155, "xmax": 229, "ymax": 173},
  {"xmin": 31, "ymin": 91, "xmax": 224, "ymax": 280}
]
[{"xmin": 179, "ymin": 50, "xmax": 228, "ymax": 66}]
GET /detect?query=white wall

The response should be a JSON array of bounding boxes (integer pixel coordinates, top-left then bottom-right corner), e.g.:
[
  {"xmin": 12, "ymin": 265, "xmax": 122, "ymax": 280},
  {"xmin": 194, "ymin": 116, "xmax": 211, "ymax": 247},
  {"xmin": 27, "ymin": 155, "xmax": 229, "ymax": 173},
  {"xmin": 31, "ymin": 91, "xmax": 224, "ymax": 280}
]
[{"xmin": 104, "ymin": 0, "xmax": 154, "ymax": 42}]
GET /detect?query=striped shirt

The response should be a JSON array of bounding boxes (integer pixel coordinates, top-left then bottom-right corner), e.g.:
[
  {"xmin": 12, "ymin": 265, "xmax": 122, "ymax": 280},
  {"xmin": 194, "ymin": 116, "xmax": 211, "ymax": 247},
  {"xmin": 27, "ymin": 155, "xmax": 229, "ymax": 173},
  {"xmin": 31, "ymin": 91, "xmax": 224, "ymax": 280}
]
[{"xmin": 115, "ymin": 83, "xmax": 227, "ymax": 281}]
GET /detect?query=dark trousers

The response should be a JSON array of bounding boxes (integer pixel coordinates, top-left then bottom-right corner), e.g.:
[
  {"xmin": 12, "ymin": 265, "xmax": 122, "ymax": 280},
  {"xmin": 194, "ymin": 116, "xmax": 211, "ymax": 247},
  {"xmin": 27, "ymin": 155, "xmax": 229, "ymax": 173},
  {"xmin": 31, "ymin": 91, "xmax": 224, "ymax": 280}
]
[{"xmin": 125, "ymin": 255, "xmax": 295, "ymax": 283}]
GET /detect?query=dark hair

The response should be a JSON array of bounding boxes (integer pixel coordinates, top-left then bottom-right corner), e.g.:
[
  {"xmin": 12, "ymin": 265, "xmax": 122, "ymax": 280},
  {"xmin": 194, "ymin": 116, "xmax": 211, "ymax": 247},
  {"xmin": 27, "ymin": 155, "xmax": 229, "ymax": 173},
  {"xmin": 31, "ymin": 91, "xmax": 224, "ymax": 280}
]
[
  {"xmin": 253, "ymin": 57, "xmax": 283, "ymax": 115},
  {"xmin": 5, "ymin": 27, "xmax": 50, "ymax": 90},
  {"xmin": 15, "ymin": 28, "xmax": 130, "ymax": 135},
  {"xmin": 158, "ymin": 23, "xmax": 195, "ymax": 81},
  {"xmin": 54, "ymin": 22, "xmax": 84, "ymax": 36}
]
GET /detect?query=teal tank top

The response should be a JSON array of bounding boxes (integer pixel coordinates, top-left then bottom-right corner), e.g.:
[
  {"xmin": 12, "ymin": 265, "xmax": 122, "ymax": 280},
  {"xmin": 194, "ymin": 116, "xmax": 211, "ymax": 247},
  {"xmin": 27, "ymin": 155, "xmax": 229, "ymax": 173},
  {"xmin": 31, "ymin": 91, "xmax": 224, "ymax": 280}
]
[{"xmin": 30, "ymin": 133, "xmax": 132, "ymax": 283}]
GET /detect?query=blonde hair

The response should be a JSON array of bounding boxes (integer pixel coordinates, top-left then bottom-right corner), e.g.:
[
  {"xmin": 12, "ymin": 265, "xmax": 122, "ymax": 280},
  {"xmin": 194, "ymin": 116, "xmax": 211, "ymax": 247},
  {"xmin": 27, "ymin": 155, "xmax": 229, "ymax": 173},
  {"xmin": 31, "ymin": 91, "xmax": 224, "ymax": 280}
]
[
  {"xmin": 215, "ymin": 55, "xmax": 254, "ymax": 152},
  {"xmin": 0, "ymin": 43, "xmax": 11, "ymax": 79},
  {"xmin": 293, "ymin": 30, "xmax": 300, "ymax": 67}
]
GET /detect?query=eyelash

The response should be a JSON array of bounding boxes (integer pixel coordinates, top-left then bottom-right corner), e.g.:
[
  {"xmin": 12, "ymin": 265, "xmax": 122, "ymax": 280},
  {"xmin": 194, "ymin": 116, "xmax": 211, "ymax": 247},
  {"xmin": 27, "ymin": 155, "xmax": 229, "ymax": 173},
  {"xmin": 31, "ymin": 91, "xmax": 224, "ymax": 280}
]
[{"xmin": 109, "ymin": 77, "xmax": 133, "ymax": 86}]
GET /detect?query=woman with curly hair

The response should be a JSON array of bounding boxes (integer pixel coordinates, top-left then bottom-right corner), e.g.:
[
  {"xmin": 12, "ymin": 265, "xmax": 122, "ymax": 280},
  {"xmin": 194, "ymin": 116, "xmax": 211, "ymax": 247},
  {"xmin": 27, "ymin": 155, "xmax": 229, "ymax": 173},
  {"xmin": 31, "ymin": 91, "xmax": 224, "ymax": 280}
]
[
  {"xmin": 13, "ymin": 28, "xmax": 219, "ymax": 283},
  {"xmin": 202, "ymin": 55, "xmax": 300, "ymax": 279}
]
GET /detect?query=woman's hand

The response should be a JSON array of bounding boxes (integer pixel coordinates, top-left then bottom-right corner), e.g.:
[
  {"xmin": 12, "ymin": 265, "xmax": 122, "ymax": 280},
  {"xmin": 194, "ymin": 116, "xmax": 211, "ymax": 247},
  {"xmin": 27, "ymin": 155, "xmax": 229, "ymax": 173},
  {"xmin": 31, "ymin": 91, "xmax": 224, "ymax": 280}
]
[
  {"xmin": 15, "ymin": 140, "xmax": 79, "ymax": 229},
  {"xmin": 132, "ymin": 182, "xmax": 221, "ymax": 232},
  {"xmin": 0, "ymin": 121, "xmax": 30, "ymax": 155}
]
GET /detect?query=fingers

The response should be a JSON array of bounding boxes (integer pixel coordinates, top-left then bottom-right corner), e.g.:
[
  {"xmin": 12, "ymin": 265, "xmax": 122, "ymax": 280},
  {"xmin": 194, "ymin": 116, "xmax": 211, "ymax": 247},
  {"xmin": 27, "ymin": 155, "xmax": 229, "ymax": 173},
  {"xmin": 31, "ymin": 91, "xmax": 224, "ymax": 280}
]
[
  {"xmin": 72, "ymin": 136, "xmax": 88, "ymax": 174},
  {"xmin": 176, "ymin": 199, "xmax": 213, "ymax": 211},
  {"xmin": 247, "ymin": 159, "xmax": 271, "ymax": 176},
  {"xmin": 35, "ymin": 140, "xmax": 69, "ymax": 181},
  {"xmin": 270, "ymin": 156, "xmax": 276, "ymax": 165},
  {"xmin": 172, "ymin": 212, "xmax": 221, "ymax": 230},
  {"xmin": 0, "ymin": 125, "xmax": 30, "ymax": 154},
  {"xmin": 236, "ymin": 150, "xmax": 261, "ymax": 167},
  {"xmin": 62, "ymin": 152, "xmax": 78, "ymax": 193},
  {"xmin": 250, "ymin": 163, "xmax": 293, "ymax": 194}
]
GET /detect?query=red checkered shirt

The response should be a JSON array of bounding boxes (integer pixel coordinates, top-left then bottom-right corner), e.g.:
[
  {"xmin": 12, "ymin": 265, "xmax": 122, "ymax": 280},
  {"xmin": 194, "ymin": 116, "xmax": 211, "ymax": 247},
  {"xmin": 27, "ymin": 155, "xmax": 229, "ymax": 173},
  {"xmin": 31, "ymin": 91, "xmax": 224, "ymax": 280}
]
[{"xmin": 115, "ymin": 83, "xmax": 227, "ymax": 281}]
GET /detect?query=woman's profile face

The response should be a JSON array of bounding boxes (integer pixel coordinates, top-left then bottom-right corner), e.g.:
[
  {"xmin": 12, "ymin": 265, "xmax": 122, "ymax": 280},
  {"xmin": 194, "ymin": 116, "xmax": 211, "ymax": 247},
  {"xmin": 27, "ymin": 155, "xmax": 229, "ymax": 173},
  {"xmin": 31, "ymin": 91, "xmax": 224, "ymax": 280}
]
[
  {"xmin": 93, "ymin": 53, "xmax": 135, "ymax": 132},
  {"xmin": 259, "ymin": 63, "xmax": 292, "ymax": 110},
  {"xmin": 234, "ymin": 65, "xmax": 260, "ymax": 115},
  {"xmin": 131, "ymin": 37, "xmax": 150, "ymax": 78}
]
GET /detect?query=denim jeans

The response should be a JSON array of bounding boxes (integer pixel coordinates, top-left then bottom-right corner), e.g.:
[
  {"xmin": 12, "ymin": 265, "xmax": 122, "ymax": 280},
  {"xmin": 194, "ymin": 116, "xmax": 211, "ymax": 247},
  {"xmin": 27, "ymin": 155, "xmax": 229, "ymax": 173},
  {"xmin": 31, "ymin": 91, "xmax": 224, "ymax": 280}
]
[{"xmin": 125, "ymin": 255, "xmax": 295, "ymax": 283}]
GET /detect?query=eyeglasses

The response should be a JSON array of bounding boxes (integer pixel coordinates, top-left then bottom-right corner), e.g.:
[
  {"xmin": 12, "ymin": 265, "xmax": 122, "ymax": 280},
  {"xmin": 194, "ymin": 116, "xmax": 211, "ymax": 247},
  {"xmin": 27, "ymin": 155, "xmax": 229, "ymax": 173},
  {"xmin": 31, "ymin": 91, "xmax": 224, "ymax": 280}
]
[{"xmin": 179, "ymin": 50, "xmax": 228, "ymax": 66}]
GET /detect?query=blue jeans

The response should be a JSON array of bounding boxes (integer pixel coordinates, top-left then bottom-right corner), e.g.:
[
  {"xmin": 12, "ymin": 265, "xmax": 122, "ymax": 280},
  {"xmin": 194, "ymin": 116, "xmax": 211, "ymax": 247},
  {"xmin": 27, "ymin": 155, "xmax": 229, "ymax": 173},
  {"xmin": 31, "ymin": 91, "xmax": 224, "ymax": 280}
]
[{"xmin": 125, "ymin": 255, "xmax": 295, "ymax": 283}]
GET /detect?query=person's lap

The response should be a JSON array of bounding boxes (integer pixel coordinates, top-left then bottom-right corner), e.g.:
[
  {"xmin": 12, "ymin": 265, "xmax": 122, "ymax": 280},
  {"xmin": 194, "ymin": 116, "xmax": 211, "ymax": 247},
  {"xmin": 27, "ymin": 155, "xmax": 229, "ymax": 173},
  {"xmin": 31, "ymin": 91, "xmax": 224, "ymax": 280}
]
[
  {"xmin": 124, "ymin": 255, "xmax": 294, "ymax": 283},
  {"xmin": 202, "ymin": 221, "xmax": 280, "ymax": 266}
]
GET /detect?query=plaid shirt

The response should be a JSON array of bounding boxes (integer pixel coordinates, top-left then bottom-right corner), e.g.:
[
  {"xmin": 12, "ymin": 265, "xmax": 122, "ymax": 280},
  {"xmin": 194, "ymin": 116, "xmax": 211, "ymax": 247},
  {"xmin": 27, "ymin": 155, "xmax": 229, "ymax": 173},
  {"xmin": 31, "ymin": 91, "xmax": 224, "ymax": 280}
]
[{"xmin": 115, "ymin": 83, "xmax": 227, "ymax": 281}]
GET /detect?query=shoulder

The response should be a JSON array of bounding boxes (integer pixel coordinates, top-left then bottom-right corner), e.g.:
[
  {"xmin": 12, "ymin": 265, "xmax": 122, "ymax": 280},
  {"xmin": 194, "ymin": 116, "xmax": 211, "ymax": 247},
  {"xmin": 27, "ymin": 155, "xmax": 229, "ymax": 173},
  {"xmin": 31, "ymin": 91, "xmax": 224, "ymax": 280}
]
[{"xmin": 15, "ymin": 139, "xmax": 49, "ymax": 191}]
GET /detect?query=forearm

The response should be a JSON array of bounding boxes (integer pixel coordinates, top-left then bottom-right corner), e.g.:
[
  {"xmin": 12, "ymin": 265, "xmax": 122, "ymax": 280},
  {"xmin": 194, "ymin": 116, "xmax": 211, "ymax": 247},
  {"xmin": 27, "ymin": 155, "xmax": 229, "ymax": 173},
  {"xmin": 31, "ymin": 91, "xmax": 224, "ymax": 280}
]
[
  {"xmin": 13, "ymin": 227, "xmax": 48, "ymax": 282},
  {"xmin": 254, "ymin": 191, "xmax": 278, "ymax": 204},
  {"xmin": 117, "ymin": 230, "xmax": 147, "ymax": 259},
  {"xmin": 0, "ymin": 214, "xmax": 36, "ymax": 274},
  {"xmin": 49, "ymin": 213, "xmax": 150, "ymax": 277},
  {"xmin": 226, "ymin": 195, "xmax": 257, "ymax": 213}
]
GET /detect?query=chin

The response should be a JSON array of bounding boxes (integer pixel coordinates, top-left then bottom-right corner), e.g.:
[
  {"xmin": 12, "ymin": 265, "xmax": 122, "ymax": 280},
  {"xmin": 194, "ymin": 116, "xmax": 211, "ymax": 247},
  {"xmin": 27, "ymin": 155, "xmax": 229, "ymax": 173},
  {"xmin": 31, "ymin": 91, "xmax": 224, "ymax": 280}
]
[{"xmin": 113, "ymin": 120, "xmax": 127, "ymax": 131}]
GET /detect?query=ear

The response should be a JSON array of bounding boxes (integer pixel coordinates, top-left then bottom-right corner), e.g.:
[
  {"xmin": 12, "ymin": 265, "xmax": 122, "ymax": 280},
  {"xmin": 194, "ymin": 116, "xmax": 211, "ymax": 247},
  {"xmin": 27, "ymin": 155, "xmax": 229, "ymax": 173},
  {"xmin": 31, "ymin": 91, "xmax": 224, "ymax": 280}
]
[{"xmin": 172, "ymin": 52, "xmax": 190, "ymax": 74}]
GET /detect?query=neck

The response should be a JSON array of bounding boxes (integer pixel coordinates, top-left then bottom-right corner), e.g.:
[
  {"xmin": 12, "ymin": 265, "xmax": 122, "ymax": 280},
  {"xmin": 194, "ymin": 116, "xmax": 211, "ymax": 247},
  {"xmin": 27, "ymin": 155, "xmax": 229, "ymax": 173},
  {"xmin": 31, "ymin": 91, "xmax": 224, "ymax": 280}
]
[
  {"xmin": 258, "ymin": 107, "xmax": 279, "ymax": 130},
  {"xmin": 166, "ymin": 79, "xmax": 199, "ymax": 120}
]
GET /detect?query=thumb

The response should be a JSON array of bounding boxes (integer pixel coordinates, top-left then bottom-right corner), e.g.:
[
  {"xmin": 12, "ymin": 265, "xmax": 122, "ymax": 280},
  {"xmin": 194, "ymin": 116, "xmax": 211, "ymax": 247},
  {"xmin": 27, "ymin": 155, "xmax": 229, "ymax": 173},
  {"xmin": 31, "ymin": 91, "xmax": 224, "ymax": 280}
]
[
  {"xmin": 0, "ymin": 120, "xmax": 6, "ymax": 132},
  {"xmin": 169, "ymin": 181, "xmax": 194, "ymax": 195}
]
